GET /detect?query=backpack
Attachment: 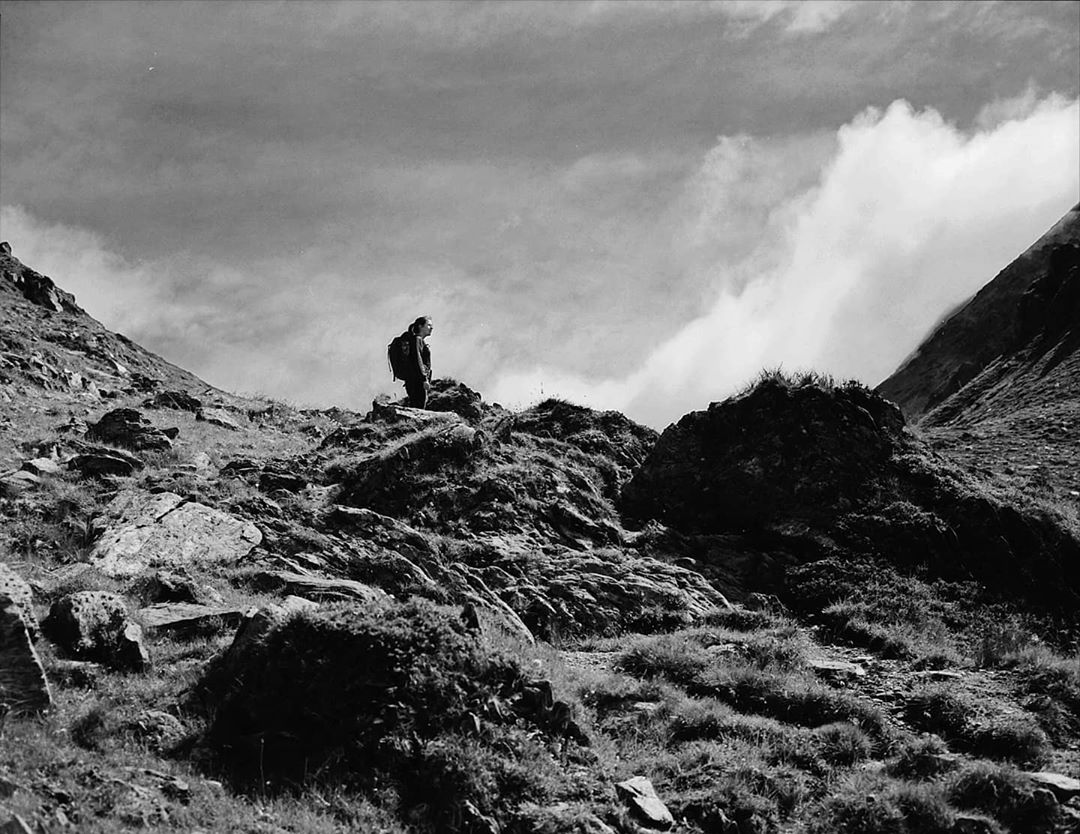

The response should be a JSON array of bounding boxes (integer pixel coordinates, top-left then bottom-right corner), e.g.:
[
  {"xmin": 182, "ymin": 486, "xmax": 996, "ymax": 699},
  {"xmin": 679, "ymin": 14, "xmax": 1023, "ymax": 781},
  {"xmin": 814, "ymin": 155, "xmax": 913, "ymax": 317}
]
[{"xmin": 387, "ymin": 331, "xmax": 412, "ymax": 380}]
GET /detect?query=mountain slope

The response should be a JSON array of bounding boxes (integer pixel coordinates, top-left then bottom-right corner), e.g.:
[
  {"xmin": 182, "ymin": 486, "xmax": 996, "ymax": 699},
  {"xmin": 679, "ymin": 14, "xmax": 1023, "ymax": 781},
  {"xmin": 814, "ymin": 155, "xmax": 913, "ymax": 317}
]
[
  {"xmin": 3, "ymin": 242, "xmax": 1080, "ymax": 834},
  {"xmin": 875, "ymin": 205, "xmax": 1080, "ymax": 506},
  {"xmin": 876, "ymin": 203, "xmax": 1079, "ymax": 421}
]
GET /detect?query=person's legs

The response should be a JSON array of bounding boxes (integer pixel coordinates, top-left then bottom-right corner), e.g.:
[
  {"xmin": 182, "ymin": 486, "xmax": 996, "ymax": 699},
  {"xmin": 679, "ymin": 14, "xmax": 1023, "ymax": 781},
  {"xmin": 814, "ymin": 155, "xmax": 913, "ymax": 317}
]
[{"xmin": 405, "ymin": 377, "xmax": 428, "ymax": 409}]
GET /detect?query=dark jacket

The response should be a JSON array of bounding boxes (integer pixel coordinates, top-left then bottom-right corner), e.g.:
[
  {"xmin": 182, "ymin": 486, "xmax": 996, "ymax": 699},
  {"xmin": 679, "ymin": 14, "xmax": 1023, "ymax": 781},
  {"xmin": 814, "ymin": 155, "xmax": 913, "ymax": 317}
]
[{"xmin": 409, "ymin": 333, "xmax": 431, "ymax": 382}]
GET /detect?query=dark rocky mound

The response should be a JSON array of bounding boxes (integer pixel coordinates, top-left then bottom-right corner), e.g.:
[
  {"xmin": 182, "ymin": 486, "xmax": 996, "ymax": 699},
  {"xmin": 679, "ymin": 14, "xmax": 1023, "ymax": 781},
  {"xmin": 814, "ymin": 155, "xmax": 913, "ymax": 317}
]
[
  {"xmin": 512, "ymin": 397, "xmax": 658, "ymax": 473},
  {"xmin": 622, "ymin": 374, "xmax": 1080, "ymax": 610},
  {"xmin": 328, "ymin": 392, "xmax": 655, "ymax": 549},
  {"xmin": 197, "ymin": 599, "xmax": 598, "ymax": 829}
]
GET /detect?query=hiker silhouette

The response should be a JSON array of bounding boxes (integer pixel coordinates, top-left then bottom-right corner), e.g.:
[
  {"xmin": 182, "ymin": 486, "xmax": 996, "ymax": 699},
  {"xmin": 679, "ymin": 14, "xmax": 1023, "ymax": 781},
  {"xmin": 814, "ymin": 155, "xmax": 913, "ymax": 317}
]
[{"xmin": 388, "ymin": 316, "xmax": 433, "ymax": 408}]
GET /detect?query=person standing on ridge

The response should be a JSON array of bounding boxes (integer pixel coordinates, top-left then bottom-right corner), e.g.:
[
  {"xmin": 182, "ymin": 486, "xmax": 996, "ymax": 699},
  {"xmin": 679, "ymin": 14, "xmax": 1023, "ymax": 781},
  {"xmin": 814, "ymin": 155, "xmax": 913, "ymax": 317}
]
[{"xmin": 388, "ymin": 315, "xmax": 433, "ymax": 409}]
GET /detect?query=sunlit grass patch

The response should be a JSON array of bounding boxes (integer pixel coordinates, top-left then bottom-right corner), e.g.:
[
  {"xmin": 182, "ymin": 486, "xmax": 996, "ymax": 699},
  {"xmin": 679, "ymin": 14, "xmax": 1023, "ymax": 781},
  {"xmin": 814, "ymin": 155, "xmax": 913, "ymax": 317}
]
[
  {"xmin": 948, "ymin": 761, "xmax": 1061, "ymax": 834},
  {"xmin": 903, "ymin": 685, "xmax": 1050, "ymax": 767}
]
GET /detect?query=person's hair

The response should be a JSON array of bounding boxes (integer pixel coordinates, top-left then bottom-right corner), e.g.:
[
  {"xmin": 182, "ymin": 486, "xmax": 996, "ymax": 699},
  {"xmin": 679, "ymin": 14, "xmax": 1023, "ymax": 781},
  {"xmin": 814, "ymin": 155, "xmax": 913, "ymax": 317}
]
[{"xmin": 410, "ymin": 315, "xmax": 432, "ymax": 333}]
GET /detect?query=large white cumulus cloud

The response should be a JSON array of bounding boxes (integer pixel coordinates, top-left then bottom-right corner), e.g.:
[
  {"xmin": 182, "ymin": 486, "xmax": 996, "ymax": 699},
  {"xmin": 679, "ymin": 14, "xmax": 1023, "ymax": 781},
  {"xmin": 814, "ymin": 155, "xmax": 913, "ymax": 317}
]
[{"xmin": 491, "ymin": 96, "xmax": 1080, "ymax": 427}]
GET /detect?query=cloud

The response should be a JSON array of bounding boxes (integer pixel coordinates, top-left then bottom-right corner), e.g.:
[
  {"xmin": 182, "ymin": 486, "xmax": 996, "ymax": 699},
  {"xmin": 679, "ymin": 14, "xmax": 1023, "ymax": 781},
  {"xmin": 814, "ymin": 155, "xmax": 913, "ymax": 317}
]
[{"xmin": 490, "ymin": 95, "xmax": 1080, "ymax": 427}]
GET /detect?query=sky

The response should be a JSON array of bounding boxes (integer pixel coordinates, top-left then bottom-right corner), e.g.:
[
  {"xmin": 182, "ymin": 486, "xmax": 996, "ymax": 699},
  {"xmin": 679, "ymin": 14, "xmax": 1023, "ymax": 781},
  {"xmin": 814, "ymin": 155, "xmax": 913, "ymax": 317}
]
[{"xmin": 1, "ymin": 0, "xmax": 1078, "ymax": 428}]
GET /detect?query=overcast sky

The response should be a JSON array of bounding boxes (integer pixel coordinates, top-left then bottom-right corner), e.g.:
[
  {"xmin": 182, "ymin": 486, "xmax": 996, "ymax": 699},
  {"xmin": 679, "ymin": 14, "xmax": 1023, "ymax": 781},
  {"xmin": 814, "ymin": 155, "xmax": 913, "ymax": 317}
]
[{"xmin": 2, "ymin": 1, "xmax": 1078, "ymax": 427}]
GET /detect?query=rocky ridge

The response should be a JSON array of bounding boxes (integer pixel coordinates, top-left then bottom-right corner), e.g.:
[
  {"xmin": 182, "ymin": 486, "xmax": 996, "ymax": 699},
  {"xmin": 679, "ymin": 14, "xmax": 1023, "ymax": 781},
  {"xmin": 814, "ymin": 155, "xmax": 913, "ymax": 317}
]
[{"xmin": 1, "ymin": 241, "xmax": 1079, "ymax": 833}]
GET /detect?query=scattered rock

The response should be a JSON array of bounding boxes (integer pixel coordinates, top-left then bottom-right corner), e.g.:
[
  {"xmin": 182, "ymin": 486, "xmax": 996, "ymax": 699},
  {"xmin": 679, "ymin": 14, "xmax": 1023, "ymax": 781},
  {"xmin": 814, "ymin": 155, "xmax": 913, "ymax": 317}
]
[
  {"xmin": 258, "ymin": 469, "xmax": 306, "ymax": 493},
  {"xmin": 86, "ymin": 408, "xmax": 174, "ymax": 451},
  {"xmin": 808, "ymin": 657, "xmax": 867, "ymax": 682},
  {"xmin": 915, "ymin": 669, "xmax": 965, "ymax": 681},
  {"xmin": 44, "ymin": 591, "xmax": 149, "ymax": 671},
  {"xmin": 89, "ymin": 490, "xmax": 261, "ymax": 577},
  {"xmin": 144, "ymin": 390, "xmax": 202, "ymax": 412},
  {"xmin": 426, "ymin": 379, "xmax": 485, "ymax": 421},
  {"xmin": 248, "ymin": 570, "xmax": 388, "ymax": 604},
  {"xmin": 20, "ymin": 457, "xmax": 61, "ymax": 476},
  {"xmin": 1025, "ymin": 771, "xmax": 1080, "ymax": 801},
  {"xmin": 127, "ymin": 569, "xmax": 224, "ymax": 606},
  {"xmin": 0, "ymin": 470, "xmax": 40, "ymax": 496},
  {"xmin": 196, "ymin": 407, "xmax": 242, "ymax": 431},
  {"xmin": 137, "ymin": 602, "xmax": 246, "ymax": 632},
  {"xmin": 0, "ymin": 592, "xmax": 52, "ymax": 715},
  {"xmin": 0, "ymin": 563, "xmax": 37, "ymax": 638},
  {"xmin": 615, "ymin": 776, "xmax": 674, "ymax": 830},
  {"xmin": 68, "ymin": 447, "xmax": 144, "ymax": 478}
]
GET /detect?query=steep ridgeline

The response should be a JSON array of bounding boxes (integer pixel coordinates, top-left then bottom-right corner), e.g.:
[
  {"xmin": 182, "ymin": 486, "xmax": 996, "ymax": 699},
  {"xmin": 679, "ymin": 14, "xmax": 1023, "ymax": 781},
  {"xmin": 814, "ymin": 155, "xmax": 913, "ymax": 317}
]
[
  {"xmin": 0, "ymin": 244, "xmax": 233, "ymax": 472},
  {"xmin": 876, "ymin": 204, "xmax": 1080, "ymax": 422},
  {"xmin": 875, "ymin": 205, "xmax": 1080, "ymax": 507}
]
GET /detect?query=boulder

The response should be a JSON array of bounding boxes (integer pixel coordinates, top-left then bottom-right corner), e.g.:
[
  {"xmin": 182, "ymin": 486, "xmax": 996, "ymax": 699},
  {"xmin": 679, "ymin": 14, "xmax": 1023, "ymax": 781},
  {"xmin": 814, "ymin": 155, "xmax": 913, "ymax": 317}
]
[
  {"xmin": 44, "ymin": 591, "xmax": 149, "ymax": 671},
  {"xmin": 144, "ymin": 390, "xmax": 202, "ymax": 412},
  {"xmin": 127, "ymin": 569, "xmax": 223, "ymax": 606},
  {"xmin": 0, "ymin": 563, "xmax": 36, "ymax": 638},
  {"xmin": 258, "ymin": 469, "xmax": 307, "ymax": 493},
  {"xmin": 196, "ymin": 407, "xmax": 242, "ymax": 430},
  {"xmin": 615, "ymin": 776, "xmax": 674, "ymax": 830},
  {"xmin": 86, "ymin": 408, "xmax": 175, "ymax": 451},
  {"xmin": 0, "ymin": 471, "xmax": 40, "ymax": 497},
  {"xmin": 426, "ymin": 379, "xmax": 485, "ymax": 421},
  {"xmin": 137, "ymin": 603, "xmax": 247, "ymax": 632},
  {"xmin": 1025, "ymin": 772, "xmax": 1080, "ymax": 801},
  {"xmin": 89, "ymin": 490, "xmax": 261, "ymax": 577},
  {"xmin": 247, "ymin": 570, "xmax": 388, "ymax": 604},
  {"xmin": 68, "ymin": 447, "xmax": 144, "ymax": 478},
  {"xmin": 0, "ymin": 592, "xmax": 52, "ymax": 715},
  {"xmin": 20, "ymin": 457, "xmax": 61, "ymax": 476},
  {"xmin": 808, "ymin": 657, "xmax": 867, "ymax": 682}
]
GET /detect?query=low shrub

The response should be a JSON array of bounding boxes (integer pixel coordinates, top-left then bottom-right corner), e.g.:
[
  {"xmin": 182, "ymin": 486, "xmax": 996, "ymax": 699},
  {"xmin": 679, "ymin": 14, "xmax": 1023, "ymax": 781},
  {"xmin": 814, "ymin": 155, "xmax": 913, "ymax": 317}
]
[
  {"xmin": 903, "ymin": 686, "xmax": 1050, "ymax": 766},
  {"xmin": 967, "ymin": 717, "xmax": 1049, "ymax": 767},
  {"xmin": 890, "ymin": 783, "xmax": 954, "ymax": 834},
  {"xmin": 198, "ymin": 599, "xmax": 592, "ymax": 831},
  {"xmin": 948, "ymin": 761, "xmax": 1060, "ymax": 834},
  {"xmin": 814, "ymin": 722, "xmax": 872, "ymax": 766},
  {"xmin": 698, "ymin": 666, "xmax": 890, "ymax": 743},
  {"xmin": 805, "ymin": 792, "xmax": 906, "ymax": 834},
  {"xmin": 678, "ymin": 779, "xmax": 781, "ymax": 834},
  {"xmin": 903, "ymin": 686, "xmax": 969, "ymax": 737},
  {"xmin": 887, "ymin": 735, "xmax": 957, "ymax": 780}
]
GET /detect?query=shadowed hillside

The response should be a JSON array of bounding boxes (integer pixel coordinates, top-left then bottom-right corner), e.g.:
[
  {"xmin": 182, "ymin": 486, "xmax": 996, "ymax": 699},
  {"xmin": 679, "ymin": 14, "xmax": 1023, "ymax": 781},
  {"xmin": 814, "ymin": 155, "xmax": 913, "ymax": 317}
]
[{"xmin": 3, "ymin": 242, "xmax": 1079, "ymax": 833}]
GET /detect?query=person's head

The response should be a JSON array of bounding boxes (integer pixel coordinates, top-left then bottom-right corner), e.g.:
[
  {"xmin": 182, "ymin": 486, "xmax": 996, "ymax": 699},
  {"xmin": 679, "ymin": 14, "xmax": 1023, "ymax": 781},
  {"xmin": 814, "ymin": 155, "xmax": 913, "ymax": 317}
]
[{"xmin": 410, "ymin": 315, "xmax": 433, "ymax": 336}]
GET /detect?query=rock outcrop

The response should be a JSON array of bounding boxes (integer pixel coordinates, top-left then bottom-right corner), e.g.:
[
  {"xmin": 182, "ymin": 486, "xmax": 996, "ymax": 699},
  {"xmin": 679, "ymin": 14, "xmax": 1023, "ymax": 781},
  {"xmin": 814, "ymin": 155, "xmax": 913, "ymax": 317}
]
[
  {"xmin": 623, "ymin": 375, "xmax": 1080, "ymax": 609},
  {"xmin": 86, "ymin": 408, "xmax": 176, "ymax": 451},
  {"xmin": 89, "ymin": 490, "xmax": 262, "ymax": 577},
  {"xmin": 44, "ymin": 591, "xmax": 149, "ymax": 671},
  {"xmin": 0, "ymin": 592, "xmax": 52, "ymax": 715}
]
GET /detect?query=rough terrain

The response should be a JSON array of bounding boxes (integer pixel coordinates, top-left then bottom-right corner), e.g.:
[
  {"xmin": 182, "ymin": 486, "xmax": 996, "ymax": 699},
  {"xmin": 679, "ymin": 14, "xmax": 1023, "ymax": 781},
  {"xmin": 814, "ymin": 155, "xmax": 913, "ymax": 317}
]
[{"xmin": 2, "ymin": 225, "xmax": 1079, "ymax": 834}]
